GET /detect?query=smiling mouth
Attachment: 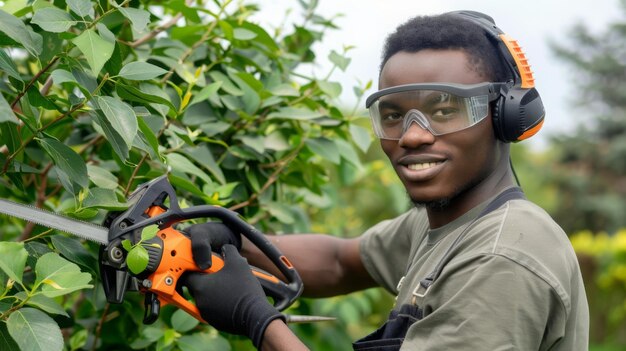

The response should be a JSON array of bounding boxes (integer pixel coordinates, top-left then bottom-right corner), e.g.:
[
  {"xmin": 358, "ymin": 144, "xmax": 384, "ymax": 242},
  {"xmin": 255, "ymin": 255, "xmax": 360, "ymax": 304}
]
[{"xmin": 407, "ymin": 161, "xmax": 443, "ymax": 171}]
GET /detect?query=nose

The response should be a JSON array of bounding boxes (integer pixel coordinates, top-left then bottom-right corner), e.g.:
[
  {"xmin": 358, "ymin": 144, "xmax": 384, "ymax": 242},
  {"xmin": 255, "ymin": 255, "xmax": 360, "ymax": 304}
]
[{"xmin": 398, "ymin": 120, "xmax": 435, "ymax": 148}]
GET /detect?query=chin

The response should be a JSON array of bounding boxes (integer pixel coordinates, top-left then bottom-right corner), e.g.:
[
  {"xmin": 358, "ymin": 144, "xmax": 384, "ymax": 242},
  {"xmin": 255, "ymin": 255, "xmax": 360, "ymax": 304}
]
[
  {"xmin": 404, "ymin": 180, "xmax": 470, "ymax": 211},
  {"xmin": 405, "ymin": 186, "xmax": 453, "ymax": 211},
  {"xmin": 411, "ymin": 197, "xmax": 452, "ymax": 211}
]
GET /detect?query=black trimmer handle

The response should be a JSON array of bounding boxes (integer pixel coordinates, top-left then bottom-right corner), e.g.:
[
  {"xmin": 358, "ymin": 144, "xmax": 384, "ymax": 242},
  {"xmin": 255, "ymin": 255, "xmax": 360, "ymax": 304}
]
[
  {"xmin": 107, "ymin": 176, "xmax": 303, "ymax": 311},
  {"xmin": 177, "ymin": 205, "xmax": 303, "ymax": 311}
]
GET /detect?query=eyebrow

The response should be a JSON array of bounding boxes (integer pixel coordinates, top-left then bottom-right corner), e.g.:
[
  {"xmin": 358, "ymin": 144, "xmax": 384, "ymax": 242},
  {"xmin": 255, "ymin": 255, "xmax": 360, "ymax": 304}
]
[
  {"xmin": 377, "ymin": 92, "xmax": 454, "ymax": 111},
  {"xmin": 377, "ymin": 100, "xmax": 403, "ymax": 110}
]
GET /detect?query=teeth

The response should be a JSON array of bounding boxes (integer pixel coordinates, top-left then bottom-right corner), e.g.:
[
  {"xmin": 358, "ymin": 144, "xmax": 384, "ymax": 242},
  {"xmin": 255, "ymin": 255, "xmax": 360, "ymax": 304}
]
[{"xmin": 407, "ymin": 162, "xmax": 442, "ymax": 170}]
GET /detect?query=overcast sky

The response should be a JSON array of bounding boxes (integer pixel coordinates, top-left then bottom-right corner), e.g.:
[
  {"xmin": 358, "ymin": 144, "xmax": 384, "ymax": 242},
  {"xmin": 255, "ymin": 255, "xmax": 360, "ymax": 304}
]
[{"xmin": 256, "ymin": 0, "xmax": 623, "ymax": 149}]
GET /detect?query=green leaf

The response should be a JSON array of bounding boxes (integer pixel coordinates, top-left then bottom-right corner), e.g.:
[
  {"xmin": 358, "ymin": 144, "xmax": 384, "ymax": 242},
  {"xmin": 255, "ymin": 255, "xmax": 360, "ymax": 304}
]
[
  {"xmin": 116, "ymin": 83, "xmax": 176, "ymax": 115},
  {"xmin": 166, "ymin": 153, "xmax": 214, "ymax": 186},
  {"xmin": 317, "ymin": 80, "xmax": 342, "ymax": 98},
  {"xmin": 0, "ymin": 322, "xmax": 20, "ymax": 351},
  {"xmin": 218, "ymin": 20, "xmax": 233, "ymax": 41},
  {"xmin": 233, "ymin": 28, "xmax": 257, "ymax": 40},
  {"xmin": 118, "ymin": 62, "xmax": 168, "ymax": 81},
  {"xmin": 165, "ymin": 0, "xmax": 201, "ymax": 23},
  {"xmin": 94, "ymin": 96, "xmax": 138, "ymax": 149},
  {"xmin": 177, "ymin": 333, "xmax": 231, "ymax": 351},
  {"xmin": 126, "ymin": 245, "xmax": 149, "ymax": 274},
  {"xmin": 335, "ymin": 138, "xmax": 361, "ymax": 167},
  {"xmin": 95, "ymin": 22, "xmax": 116, "ymax": 44},
  {"xmin": 189, "ymin": 81, "xmax": 222, "ymax": 107},
  {"xmin": 0, "ymin": 9, "xmax": 42, "ymax": 56},
  {"xmin": 32, "ymin": 7, "xmax": 77, "ymax": 33},
  {"xmin": 208, "ymin": 71, "xmax": 243, "ymax": 96},
  {"xmin": 67, "ymin": 0, "xmax": 94, "ymax": 18},
  {"xmin": 235, "ymin": 20, "xmax": 279, "ymax": 52},
  {"xmin": 15, "ymin": 292, "xmax": 68, "ymax": 317},
  {"xmin": 118, "ymin": 7, "xmax": 150, "ymax": 32},
  {"xmin": 34, "ymin": 252, "xmax": 93, "ymax": 297},
  {"xmin": 25, "ymin": 242, "xmax": 53, "ymax": 261},
  {"xmin": 69, "ymin": 329, "xmax": 88, "ymax": 351},
  {"xmin": 50, "ymin": 235, "xmax": 98, "ymax": 272},
  {"xmin": 137, "ymin": 117, "xmax": 161, "ymax": 159},
  {"xmin": 87, "ymin": 164, "xmax": 118, "ymax": 189},
  {"xmin": 239, "ymin": 135, "xmax": 265, "ymax": 154},
  {"xmin": 71, "ymin": 68, "xmax": 97, "ymax": 98},
  {"xmin": 264, "ymin": 202, "xmax": 295, "ymax": 224},
  {"xmin": 39, "ymin": 31, "xmax": 64, "ymax": 63},
  {"xmin": 306, "ymin": 137, "xmax": 340, "ymax": 164},
  {"xmin": 72, "ymin": 29, "xmax": 114, "ymax": 76},
  {"xmin": 267, "ymin": 107, "xmax": 324, "ymax": 120},
  {"xmin": 0, "ymin": 48, "xmax": 23, "ymax": 82},
  {"xmin": 38, "ymin": 137, "xmax": 89, "ymax": 191},
  {"xmin": 7, "ymin": 307, "xmax": 63, "ymax": 351},
  {"xmin": 129, "ymin": 325, "xmax": 163, "ymax": 349},
  {"xmin": 141, "ymin": 225, "xmax": 159, "ymax": 241},
  {"xmin": 50, "ymin": 69, "xmax": 78, "ymax": 85},
  {"xmin": 121, "ymin": 240, "xmax": 133, "ymax": 252},
  {"xmin": 171, "ymin": 309, "xmax": 199, "ymax": 333},
  {"xmin": 92, "ymin": 110, "xmax": 130, "ymax": 160},
  {"xmin": 350, "ymin": 124, "xmax": 372, "ymax": 153},
  {"xmin": 0, "ymin": 242, "xmax": 27, "ymax": 284},
  {"xmin": 185, "ymin": 147, "xmax": 225, "ymax": 185},
  {"xmin": 82, "ymin": 187, "xmax": 128, "ymax": 210},
  {"xmin": 268, "ymin": 83, "xmax": 299, "ymax": 97},
  {"xmin": 0, "ymin": 93, "xmax": 18, "ymax": 124},
  {"xmin": 329, "ymin": 50, "xmax": 351, "ymax": 71},
  {"xmin": 0, "ymin": 271, "xmax": 6, "ymax": 296}
]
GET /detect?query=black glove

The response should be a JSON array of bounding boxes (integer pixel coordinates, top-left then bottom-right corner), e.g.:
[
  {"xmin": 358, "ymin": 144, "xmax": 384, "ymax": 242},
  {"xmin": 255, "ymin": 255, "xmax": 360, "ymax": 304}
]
[
  {"xmin": 184, "ymin": 222, "xmax": 241, "ymax": 270},
  {"xmin": 182, "ymin": 244, "xmax": 284, "ymax": 348}
]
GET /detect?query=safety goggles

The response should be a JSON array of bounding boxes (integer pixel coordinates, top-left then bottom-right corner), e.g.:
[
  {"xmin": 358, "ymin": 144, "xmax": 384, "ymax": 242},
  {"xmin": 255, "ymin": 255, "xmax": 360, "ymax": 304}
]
[{"xmin": 365, "ymin": 82, "xmax": 504, "ymax": 140}]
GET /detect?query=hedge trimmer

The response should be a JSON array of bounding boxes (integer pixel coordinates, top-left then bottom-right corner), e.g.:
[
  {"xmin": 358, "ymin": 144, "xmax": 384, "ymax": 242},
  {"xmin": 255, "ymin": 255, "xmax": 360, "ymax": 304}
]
[{"xmin": 0, "ymin": 176, "xmax": 328, "ymax": 324}]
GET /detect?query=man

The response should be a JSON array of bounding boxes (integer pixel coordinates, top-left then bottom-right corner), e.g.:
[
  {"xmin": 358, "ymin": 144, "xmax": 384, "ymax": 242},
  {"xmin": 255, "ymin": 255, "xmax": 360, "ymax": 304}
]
[{"xmin": 182, "ymin": 11, "xmax": 589, "ymax": 350}]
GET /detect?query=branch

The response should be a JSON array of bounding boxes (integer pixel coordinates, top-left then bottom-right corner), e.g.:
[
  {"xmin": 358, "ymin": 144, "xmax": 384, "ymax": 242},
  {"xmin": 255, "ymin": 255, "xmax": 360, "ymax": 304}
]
[
  {"xmin": 159, "ymin": 17, "xmax": 220, "ymax": 83},
  {"xmin": 11, "ymin": 57, "xmax": 59, "ymax": 109},
  {"xmin": 129, "ymin": 0, "xmax": 194, "ymax": 48},
  {"xmin": 91, "ymin": 303, "xmax": 110, "ymax": 351},
  {"xmin": 228, "ymin": 143, "xmax": 304, "ymax": 212},
  {"xmin": 1, "ymin": 102, "xmax": 85, "ymax": 175}
]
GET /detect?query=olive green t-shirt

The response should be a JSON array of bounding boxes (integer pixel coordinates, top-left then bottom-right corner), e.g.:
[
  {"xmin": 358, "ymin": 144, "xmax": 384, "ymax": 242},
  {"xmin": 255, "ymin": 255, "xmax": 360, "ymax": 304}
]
[{"xmin": 359, "ymin": 196, "xmax": 589, "ymax": 350}]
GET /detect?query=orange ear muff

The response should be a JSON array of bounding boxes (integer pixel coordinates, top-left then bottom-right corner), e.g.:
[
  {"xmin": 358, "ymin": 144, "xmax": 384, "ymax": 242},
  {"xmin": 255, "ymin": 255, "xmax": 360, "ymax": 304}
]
[{"xmin": 448, "ymin": 11, "xmax": 546, "ymax": 143}]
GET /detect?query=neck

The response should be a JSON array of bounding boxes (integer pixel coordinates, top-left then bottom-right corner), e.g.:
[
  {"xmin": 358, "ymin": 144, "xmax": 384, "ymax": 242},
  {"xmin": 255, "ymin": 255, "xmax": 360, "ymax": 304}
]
[{"xmin": 425, "ymin": 157, "xmax": 516, "ymax": 229}]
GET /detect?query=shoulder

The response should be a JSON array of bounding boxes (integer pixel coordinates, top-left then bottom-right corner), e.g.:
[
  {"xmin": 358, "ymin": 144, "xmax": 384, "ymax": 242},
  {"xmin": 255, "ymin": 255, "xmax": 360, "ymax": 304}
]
[{"xmin": 461, "ymin": 198, "xmax": 583, "ymax": 311}]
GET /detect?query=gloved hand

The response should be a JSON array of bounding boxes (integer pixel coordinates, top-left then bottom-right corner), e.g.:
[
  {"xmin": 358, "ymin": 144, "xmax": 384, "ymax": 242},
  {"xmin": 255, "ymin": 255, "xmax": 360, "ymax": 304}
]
[
  {"xmin": 184, "ymin": 222, "xmax": 241, "ymax": 270},
  {"xmin": 182, "ymin": 244, "xmax": 284, "ymax": 349}
]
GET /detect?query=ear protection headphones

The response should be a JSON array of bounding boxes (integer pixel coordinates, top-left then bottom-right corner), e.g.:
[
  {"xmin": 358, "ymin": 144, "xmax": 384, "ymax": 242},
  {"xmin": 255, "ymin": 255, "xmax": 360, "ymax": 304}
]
[{"xmin": 447, "ymin": 10, "xmax": 545, "ymax": 142}]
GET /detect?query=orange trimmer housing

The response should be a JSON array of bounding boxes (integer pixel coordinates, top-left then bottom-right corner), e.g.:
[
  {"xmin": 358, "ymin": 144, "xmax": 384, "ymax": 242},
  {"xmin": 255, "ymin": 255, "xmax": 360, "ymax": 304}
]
[{"xmin": 100, "ymin": 176, "xmax": 303, "ymax": 325}]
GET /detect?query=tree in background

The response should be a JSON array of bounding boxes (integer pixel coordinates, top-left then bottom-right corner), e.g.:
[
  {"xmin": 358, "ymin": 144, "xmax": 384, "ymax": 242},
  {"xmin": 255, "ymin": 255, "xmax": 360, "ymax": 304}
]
[
  {"xmin": 0, "ymin": 0, "xmax": 381, "ymax": 350},
  {"xmin": 548, "ymin": 0, "xmax": 626, "ymax": 234},
  {"xmin": 548, "ymin": 1, "xmax": 626, "ymax": 348}
]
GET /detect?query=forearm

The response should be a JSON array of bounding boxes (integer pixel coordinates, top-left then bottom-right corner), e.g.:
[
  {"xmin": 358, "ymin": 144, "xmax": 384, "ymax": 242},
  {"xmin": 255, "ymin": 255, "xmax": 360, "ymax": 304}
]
[
  {"xmin": 260, "ymin": 319, "xmax": 309, "ymax": 351},
  {"xmin": 241, "ymin": 234, "xmax": 376, "ymax": 297}
]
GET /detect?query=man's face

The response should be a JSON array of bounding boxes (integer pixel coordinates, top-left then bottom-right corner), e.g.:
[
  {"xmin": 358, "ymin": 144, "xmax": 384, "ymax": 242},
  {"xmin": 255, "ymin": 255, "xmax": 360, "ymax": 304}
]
[{"xmin": 379, "ymin": 49, "xmax": 501, "ymax": 208}]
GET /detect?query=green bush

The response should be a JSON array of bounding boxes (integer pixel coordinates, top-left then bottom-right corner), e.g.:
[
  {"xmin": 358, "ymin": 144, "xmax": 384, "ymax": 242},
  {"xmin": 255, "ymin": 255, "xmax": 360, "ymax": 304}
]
[
  {"xmin": 571, "ymin": 229, "xmax": 626, "ymax": 348},
  {"xmin": 0, "ymin": 0, "xmax": 374, "ymax": 349}
]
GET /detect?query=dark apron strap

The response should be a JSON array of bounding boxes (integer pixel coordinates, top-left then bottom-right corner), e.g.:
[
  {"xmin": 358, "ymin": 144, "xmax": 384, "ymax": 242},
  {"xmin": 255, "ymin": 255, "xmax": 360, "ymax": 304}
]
[
  {"xmin": 353, "ymin": 188, "xmax": 526, "ymax": 351},
  {"xmin": 416, "ymin": 187, "xmax": 525, "ymax": 297}
]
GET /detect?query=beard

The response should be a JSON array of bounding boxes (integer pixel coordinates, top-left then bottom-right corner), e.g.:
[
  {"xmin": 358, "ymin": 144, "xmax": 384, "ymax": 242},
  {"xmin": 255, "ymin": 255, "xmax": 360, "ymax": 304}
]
[
  {"xmin": 409, "ymin": 173, "xmax": 485, "ymax": 212},
  {"xmin": 412, "ymin": 196, "xmax": 452, "ymax": 211}
]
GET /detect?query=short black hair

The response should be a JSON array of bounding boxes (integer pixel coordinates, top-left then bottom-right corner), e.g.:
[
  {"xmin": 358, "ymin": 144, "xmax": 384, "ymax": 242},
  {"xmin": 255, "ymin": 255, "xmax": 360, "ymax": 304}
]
[{"xmin": 380, "ymin": 13, "xmax": 511, "ymax": 82}]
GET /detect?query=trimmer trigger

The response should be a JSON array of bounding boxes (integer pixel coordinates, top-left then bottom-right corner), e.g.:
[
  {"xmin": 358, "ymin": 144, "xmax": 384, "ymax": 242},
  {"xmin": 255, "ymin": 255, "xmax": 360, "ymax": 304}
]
[{"xmin": 143, "ymin": 292, "xmax": 160, "ymax": 324}]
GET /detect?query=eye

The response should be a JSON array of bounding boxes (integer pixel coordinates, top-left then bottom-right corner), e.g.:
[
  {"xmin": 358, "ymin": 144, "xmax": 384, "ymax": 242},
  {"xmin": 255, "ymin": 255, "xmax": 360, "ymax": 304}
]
[
  {"xmin": 431, "ymin": 108, "xmax": 459, "ymax": 119},
  {"xmin": 382, "ymin": 112, "xmax": 403, "ymax": 121}
]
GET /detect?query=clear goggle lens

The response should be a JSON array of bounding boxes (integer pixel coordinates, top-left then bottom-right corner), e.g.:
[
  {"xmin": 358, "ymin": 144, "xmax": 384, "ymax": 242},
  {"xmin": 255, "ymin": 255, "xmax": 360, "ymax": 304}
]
[{"xmin": 366, "ymin": 83, "xmax": 501, "ymax": 140}]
